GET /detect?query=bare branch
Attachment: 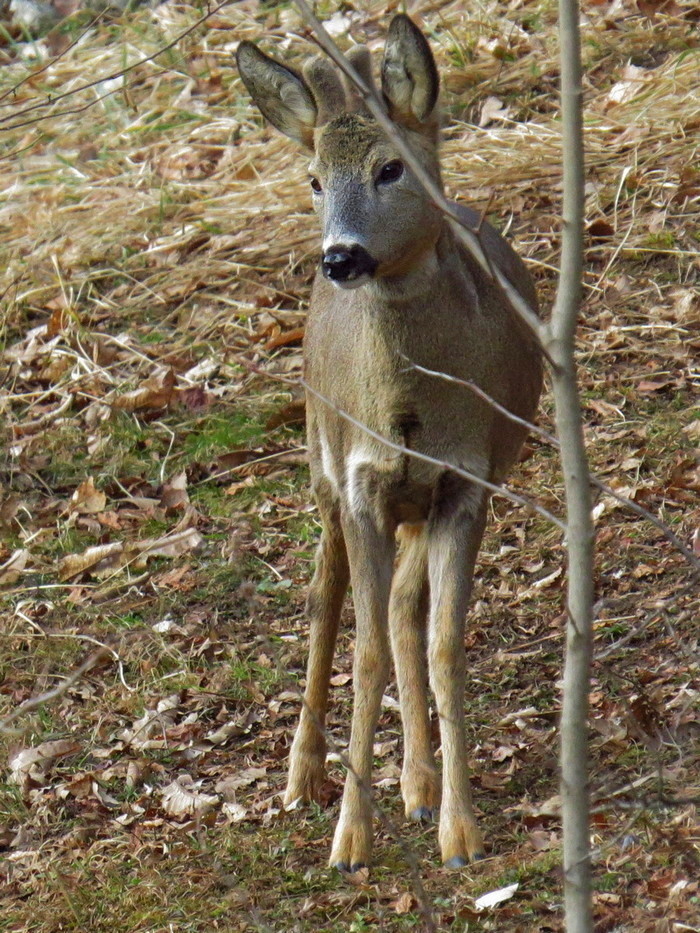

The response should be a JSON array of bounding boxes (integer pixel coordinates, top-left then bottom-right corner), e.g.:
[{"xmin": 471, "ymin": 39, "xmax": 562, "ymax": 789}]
[
  {"xmin": 401, "ymin": 354, "xmax": 700, "ymax": 574},
  {"xmin": 0, "ymin": 649, "xmax": 106, "ymax": 734},
  {"xmin": 1, "ymin": 82, "xmax": 127, "ymax": 133},
  {"xmin": 250, "ymin": 361, "xmax": 565, "ymax": 530},
  {"xmin": 590, "ymin": 479, "xmax": 699, "ymax": 573},
  {"xmin": 548, "ymin": 0, "xmax": 594, "ymax": 926},
  {"xmin": 0, "ymin": 0, "xmax": 234, "ymax": 129},
  {"xmin": 0, "ymin": 9, "xmax": 108, "ymax": 105},
  {"xmin": 303, "ymin": 379, "xmax": 565, "ymax": 527},
  {"xmin": 400, "ymin": 352, "xmax": 559, "ymax": 447},
  {"xmin": 594, "ymin": 579, "xmax": 696, "ymax": 661}
]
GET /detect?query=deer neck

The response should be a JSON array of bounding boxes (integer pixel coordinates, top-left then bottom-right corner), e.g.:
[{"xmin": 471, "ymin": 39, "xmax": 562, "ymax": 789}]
[{"xmin": 366, "ymin": 218, "xmax": 455, "ymax": 303}]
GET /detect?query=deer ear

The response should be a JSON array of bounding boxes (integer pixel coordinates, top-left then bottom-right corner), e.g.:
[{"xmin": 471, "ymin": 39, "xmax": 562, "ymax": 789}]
[
  {"xmin": 236, "ymin": 41, "xmax": 318, "ymax": 148},
  {"xmin": 381, "ymin": 15, "xmax": 439, "ymax": 126}
]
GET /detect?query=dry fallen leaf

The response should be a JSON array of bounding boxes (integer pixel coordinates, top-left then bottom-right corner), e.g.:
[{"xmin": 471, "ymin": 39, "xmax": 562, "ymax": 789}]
[
  {"xmin": 158, "ymin": 471, "xmax": 190, "ymax": 512},
  {"xmin": 9, "ymin": 740, "xmax": 82, "ymax": 794},
  {"xmin": 222, "ymin": 767, "xmax": 267, "ymax": 792},
  {"xmin": 134, "ymin": 527, "xmax": 203, "ymax": 562},
  {"xmin": 330, "ymin": 673, "xmax": 352, "ymax": 687},
  {"xmin": 0, "ymin": 549, "xmax": 30, "ymax": 586},
  {"xmin": 323, "ymin": 10, "xmax": 352, "ymax": 36},
  {"xmin": 56, "ymin": 772, "xmax": 94, "ymax": 800},
  {"xmin": 112, "ymin": 368, "xmax": 175, "ymax": 412},
  {"xmin": 59, "ymin": 542, "xmax": 124, "ymax": 581},
  {"xmin": 69, "ymin": 476, "xmax": 107, "ymax": 515},
  {"xmin": 474, "ymin": 882, "xmax": 519, "ymax": 911},
  {"xmin": 605, "ymin": 64, "xmax": 650, "ymax": 107},
  {"xmin": 529, "ymin": 830, "xmax": 559, "ymax": 852},
  {"xmin": 637, "ymin": 0, "xmax": 685, "ymax": 19},
  {"xmin": 222, "ymin": 802, "xmax": 249, "ymax": 823},
  {"xmin": 126, "ymin": 759, "xmax": 149, "ymax": 789},
  {"xmin": 393, "ymin": 892, "xmax": 416, "ymax": 915},
  {"xmin": 344, "ymin": 865, "xmax": 370, "ymax": 886},
  {"xmin": 265, "ymin": 399, "xmax": 306, "ymax": 429},
  {"xmin": 59, "ymin": 528, "xmax": 203, "ymax": 581},
  {"xmin": 206, "ymin": 721, "xmax": 246, "ymax": 746},
  {"xmin": 161, "ymin": 775, "xmax": 219, "ymax": 819},
  {"xmin": 479, "ymin": 95, "xmax": 512, "ymax": 127}
]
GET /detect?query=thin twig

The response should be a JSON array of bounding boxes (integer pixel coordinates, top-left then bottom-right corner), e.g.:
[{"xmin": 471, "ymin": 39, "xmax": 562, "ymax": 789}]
[
  {"xmin": 0, "ymin": 9, "xmax": 108, "ymax": 105},
  {"xmin": 304, "ymin": 379, "xmax": 564, "ymax": 528},
  {"xmin": 401, "ymin": 354, "xmax": 700, "ymax": 573},
  {"xmin": 400, "ymin": 353, "xmax": 559, "ymax": 446},
  {"xmin": 0, "ymin": 649, "xmax": 106, "ymax": 733},
  {"xmin": 594, "ymin": 579, "xmax": 696, "ymax": 660},
  {"xmin": 5, "ymin": 626, "xmax": 134, "ymax": 692},
  {"xmin": 0, "ymin": 0, "xmax": 234, "ymax": 128},
  {"xmin": 245, "ymin": 361, "xmax": 565, "ymax": 530},
  {"xmin": 194, "ymin": 447, "xmax": 307, "ymax": 487}
]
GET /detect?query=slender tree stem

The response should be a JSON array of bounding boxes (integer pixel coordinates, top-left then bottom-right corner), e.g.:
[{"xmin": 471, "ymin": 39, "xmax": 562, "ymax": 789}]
[{"xmin": 548, "ymin": 0, "xmax": 594, "ymax": 929}]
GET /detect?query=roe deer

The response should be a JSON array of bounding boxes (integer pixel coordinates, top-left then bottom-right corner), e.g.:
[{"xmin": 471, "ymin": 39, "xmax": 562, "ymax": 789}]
[{"xmin": 237, "ymin": 14, "xmax": 542, "ymax": 871}]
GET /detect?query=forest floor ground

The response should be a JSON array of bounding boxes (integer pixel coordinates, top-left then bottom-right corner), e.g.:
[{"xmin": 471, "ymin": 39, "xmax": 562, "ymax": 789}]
[{"xmin": 0, "ymin": 1, "xmax": 698, "ymax": 930}]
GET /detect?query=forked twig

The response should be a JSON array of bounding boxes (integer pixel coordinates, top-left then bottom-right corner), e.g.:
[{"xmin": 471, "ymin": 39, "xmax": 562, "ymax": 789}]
[
  {"xmin": 244, "ymin": 360, "xmax": 565, "ymax": 530},
  {"xmin": 400, "ymin": 354, "xmax": 700, "ymax": 573}
]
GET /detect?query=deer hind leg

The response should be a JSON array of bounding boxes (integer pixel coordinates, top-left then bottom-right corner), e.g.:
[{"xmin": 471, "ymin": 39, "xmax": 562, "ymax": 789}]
[
  {"xmin": 389, "ymin": 524, "xmax": 440, "ymax": 822},
  {"xmin": 329, "ymin": 515, "xmax": 394, "ymax": 872},
  {"xmin": 428, "ymin": 477, "xmax": 489, "ymax": 866},
  {"xmin": 285, "ymin": 498, "xmax": 349, "ymax": 807}
]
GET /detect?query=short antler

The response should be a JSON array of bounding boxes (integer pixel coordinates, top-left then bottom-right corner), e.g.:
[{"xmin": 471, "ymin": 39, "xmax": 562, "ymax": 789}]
[
  {"xmin": 341, "ymin": 46, "xmax": 381, "ymax": 114},
  {"xmin": 302, "ymin": 57, "xmax": 345, "ymax": 125},
  {"xmin": 304, "ymin": 47, "xmax": 381, "ymax": 123}
]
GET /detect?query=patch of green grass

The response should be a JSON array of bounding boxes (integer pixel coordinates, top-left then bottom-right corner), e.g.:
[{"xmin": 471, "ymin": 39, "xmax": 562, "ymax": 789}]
[
  {"xmin": 181, "ymin": 412, "xmax": 267, "ymax": 461},
  {"xmin": 643, "ymin": 231, "xmax": 677, "ymax": 250},
  {"xmin": 110, "ymin": 611, "xmax": 145, "ymax": 630},
  {"xmin": 0, "ymin": 781, "xmax": 29, "ymax": 824},
  {"xmin": 228, "ymin": 658, "xmax": 282, "ymax": 698},
  {"xmin": 190, "ymin": 483, "xmax": 237, "ymax": 519}
]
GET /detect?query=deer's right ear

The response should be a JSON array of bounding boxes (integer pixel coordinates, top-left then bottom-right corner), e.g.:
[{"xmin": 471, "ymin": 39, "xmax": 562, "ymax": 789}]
[{"xmin": 236, "ymin": 42, "xmax": 318, "ymax": 148}]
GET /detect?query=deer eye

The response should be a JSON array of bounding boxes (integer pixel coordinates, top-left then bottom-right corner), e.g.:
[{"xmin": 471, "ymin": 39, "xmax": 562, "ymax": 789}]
[
  {"xmin": 310, "ymin": 176, "xmax": 322, "ymax": 193},
  {"xmin": 377, "ymin": 160, "xmax": 404, "ymax": 185}
]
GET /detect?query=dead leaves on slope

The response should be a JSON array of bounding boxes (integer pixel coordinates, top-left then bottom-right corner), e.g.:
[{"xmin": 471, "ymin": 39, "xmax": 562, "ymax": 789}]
[
  {"xmin": 58, "ymin": 527, "xmax": 204, "ymax": 582},
  {"xmin": 0, "ymin": 306, "xmax": 309, "ymax": 599}
]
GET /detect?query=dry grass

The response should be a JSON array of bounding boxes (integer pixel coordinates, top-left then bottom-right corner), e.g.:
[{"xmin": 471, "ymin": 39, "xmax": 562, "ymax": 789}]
[{"xmin": 0, "ymin": 1, "xmax": 699, "ymax": 931}]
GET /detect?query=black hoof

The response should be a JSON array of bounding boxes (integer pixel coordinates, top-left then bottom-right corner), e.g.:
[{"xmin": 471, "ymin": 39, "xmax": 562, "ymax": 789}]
[
  {"xmin": 333, "ymin": 861, "xmax": 367, "ymax": 874},
  {"xmin": 444, "ymin": 855, "xmax": 469, "ymax": 869},
  {"xmin": 471, "ymin": 851, "xmax": 487, "ymax": 862},
  {"xmin": 410, "ymin": 806, "xmax": 434, "ymax": 823}
]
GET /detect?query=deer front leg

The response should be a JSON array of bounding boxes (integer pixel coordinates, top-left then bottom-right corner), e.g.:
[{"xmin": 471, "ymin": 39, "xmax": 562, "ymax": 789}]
[
  {"xmin": 389, "ymin": 524, "xmax": 440, "ymax": 822},
  {"xmin": 285, "ymin": 505, "xmax": 349, "ymax": 807},
  {"xmin": 428, "ymin": 482, "xmax": 488, "ymax": 866},
  {"xmin": 329, "ymin": 516, "xmax": 394, "ymax": 872}
]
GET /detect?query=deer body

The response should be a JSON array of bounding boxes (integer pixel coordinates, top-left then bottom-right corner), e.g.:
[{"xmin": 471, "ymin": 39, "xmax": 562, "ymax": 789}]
[
  {"xmin": 306, "ymin": 204, "xmax": 540, "ymax": 500},
  {"xmin": 237, "ymin": 16, "xmax": 542, "ymax": 871}
]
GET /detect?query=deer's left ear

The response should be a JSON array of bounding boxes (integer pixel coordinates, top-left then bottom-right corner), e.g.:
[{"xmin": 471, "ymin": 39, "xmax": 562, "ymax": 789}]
[{"xmin": 381, "ymin": 15, "xmax": 439, "ymax": 126}]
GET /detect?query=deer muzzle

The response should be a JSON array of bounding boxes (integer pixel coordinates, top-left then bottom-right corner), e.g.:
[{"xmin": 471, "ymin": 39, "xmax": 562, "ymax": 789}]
[{"xmin": 322, "ymin": 244, "xmax": 378, "ymax": 288}]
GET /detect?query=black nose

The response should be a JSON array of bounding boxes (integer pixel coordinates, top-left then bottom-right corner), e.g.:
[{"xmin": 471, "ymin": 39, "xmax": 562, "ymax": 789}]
[{"xmin": 322, "ymin": 245, "xmax": 378, "ymax": 283}]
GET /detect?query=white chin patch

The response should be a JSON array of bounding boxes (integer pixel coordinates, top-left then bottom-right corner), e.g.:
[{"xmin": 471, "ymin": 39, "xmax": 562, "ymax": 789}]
[{"xmin": 332, "ymin": 274, "xmax": 372, "ymax": 291}]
